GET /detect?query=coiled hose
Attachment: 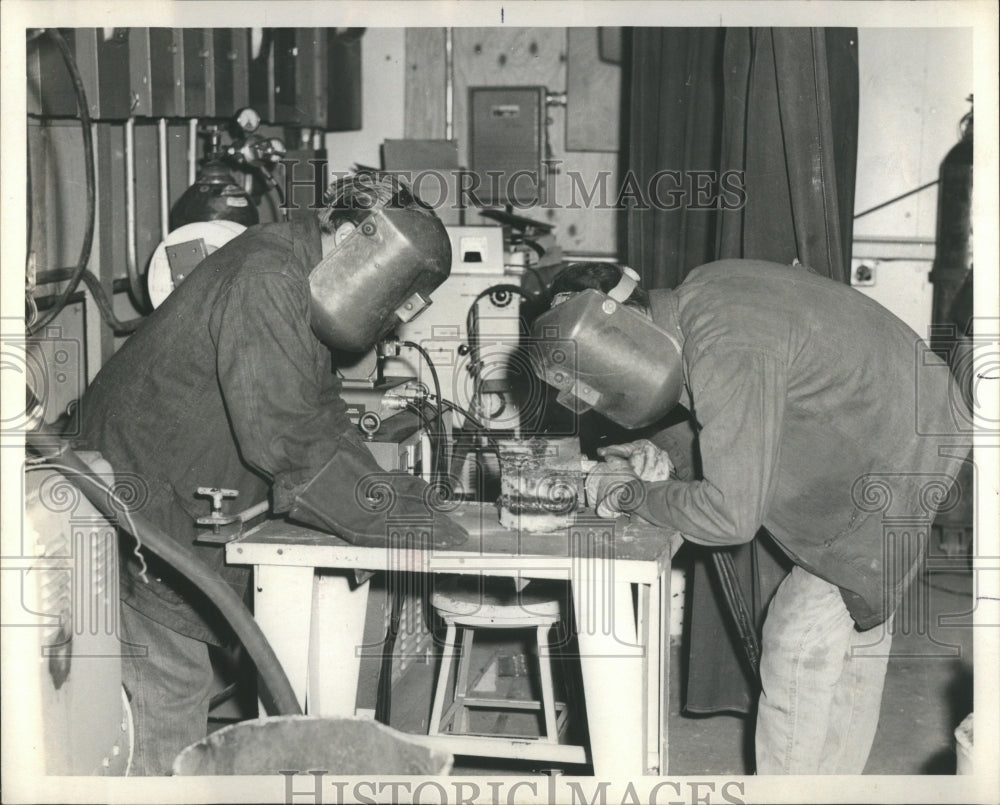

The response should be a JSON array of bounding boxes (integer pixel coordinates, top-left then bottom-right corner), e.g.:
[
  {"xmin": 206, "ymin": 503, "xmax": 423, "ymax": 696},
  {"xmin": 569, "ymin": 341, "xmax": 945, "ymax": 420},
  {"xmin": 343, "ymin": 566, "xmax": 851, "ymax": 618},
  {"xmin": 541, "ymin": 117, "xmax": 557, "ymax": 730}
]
[{"xmin": 25, "ymin": 429, "xmax": 302, "ymax": 716}]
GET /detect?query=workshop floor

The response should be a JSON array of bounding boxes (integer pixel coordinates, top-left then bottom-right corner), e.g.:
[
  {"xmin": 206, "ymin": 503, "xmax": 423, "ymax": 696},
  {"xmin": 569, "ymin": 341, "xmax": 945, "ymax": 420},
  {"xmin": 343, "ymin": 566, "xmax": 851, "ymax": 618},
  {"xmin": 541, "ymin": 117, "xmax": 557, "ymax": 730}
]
[{"xmin": 385, "ymin": 569, "xmax": 975, "ymax": 776}]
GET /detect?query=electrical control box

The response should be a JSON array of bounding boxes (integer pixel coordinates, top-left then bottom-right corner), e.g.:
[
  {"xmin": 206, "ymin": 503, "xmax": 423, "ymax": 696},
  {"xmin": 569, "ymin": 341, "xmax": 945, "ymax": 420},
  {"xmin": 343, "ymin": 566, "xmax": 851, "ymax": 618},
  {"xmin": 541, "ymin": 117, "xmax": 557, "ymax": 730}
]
[
  {"xmin": 382, "ymin": 226, "xmax": 525, "ymax": 432},
  {"xmin": 468, "ymin": 86, "xmax": 547, "ymax": 207}
]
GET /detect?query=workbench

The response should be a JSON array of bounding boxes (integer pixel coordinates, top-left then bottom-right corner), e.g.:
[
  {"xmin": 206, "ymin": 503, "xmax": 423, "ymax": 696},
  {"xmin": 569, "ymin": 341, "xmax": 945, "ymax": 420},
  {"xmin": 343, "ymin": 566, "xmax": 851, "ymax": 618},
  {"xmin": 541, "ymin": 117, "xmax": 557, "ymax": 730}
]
[{"xmin": 226, "ymin": 503, "xmax": 683, "ymax": 777}]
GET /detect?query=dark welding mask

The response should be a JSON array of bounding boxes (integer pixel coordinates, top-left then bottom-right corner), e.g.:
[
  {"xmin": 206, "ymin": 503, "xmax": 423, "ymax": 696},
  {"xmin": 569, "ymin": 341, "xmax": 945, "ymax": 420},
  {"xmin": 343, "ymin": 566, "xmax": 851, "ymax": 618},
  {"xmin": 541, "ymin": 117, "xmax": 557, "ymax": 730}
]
[
  {"xmin": 309, "ymin": 206, "xmax": 452, "ymax": 352},
  {"xmin": 531, "ymin": 276, "xmax": 684, "ymax": 429}
]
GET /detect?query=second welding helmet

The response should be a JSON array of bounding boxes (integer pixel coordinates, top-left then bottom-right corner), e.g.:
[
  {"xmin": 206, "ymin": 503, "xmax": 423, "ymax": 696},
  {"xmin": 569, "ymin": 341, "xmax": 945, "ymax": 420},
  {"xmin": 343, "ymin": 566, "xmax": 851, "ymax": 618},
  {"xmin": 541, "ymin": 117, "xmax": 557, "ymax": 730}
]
[
  {"xmin": 531, "ymin": 268, "xmax": 684, "ymax": 429},
  {"xmin": 310, "ymin": 174, "xmax": 452, "ymax": 352}
]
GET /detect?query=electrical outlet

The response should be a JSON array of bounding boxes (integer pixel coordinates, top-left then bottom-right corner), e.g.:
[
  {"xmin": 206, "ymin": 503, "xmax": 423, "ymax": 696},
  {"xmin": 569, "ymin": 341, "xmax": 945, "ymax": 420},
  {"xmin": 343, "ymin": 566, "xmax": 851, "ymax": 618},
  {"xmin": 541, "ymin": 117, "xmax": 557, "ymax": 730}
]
[{"xmin": 851, "ymin": 259, "xmax": 877, "ymax": 287}]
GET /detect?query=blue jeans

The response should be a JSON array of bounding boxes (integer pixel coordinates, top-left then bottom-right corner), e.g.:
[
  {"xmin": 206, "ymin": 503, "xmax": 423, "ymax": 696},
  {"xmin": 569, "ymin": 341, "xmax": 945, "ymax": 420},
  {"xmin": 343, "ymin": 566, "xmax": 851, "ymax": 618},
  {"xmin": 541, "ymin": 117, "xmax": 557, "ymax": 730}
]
[
  {"xmin": 120, "ymin": 602, "xmax": 214, "ymax": 775},
  {"xmin": 755, "ymin": 566, "xmax": 893, "ymax": 774}
]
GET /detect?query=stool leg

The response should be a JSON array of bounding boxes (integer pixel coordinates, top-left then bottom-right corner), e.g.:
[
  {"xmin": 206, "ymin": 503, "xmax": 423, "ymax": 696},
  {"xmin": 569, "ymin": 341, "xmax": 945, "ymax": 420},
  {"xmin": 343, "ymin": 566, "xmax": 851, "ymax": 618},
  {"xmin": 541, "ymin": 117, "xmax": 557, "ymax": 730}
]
[
  {"xmin": 454, "ymin": 627, "xmax": 475, "ymax": 733},
  {"xmin": 429, "ymin": 623, "xmax": 458, "ymax": 735},
  {"xmin": 536, "ymin": 624, "xmax": 559, "ymax": 742}
]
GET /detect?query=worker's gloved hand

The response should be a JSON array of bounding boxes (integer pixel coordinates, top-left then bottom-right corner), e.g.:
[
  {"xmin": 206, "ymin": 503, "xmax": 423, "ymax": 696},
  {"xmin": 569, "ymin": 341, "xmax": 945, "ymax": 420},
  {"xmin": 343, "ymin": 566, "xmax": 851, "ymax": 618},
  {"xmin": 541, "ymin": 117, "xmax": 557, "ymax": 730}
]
[
  {"xmin": 288, "ymin": 438, "xmax": 469, "ymax": 548},
  {"xmin": 597, "ymin": 439, "xmax": 674, "ymax": 482},
  {"xmin": 585, "ymin": 458, "xmax": 641, "ymax": 519}
]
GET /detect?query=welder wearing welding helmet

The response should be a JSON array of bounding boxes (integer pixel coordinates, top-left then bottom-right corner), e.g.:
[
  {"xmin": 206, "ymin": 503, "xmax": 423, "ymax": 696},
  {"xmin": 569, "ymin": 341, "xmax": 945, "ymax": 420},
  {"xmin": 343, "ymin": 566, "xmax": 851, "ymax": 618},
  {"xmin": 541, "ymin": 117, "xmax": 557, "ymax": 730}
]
[
  {"xmin": 289, "ymin": 173, "xmax": 468, "ymax": 546},
  {"xmin": 77, "ymin": 169, "xmax": 465, "ymax": 774},
  {"xmin": 532, "ymin": 262, "xmax": 686, "ymax": 430},
  {"xmin": 310, "ymin": 173, "xmax": 452, "ymax": 352},
  {"xmin": 531, "ymin": 258, "xmax": 970, "ymax": 775}
]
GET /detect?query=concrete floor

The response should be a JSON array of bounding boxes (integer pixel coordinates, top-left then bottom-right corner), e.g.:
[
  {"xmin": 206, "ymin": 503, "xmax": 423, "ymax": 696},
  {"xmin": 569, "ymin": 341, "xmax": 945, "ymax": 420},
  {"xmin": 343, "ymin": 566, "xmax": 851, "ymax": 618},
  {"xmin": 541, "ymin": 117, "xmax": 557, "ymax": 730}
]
[
  {"xmin": 667, "ymin": 570, "xmax": 974, "ymax": 775},
  {"xmin": 206, "ymin": 565, "xmax": 974, "ymax": 776},
  {"xmin": 381, "ymin": 568, "xmax": 974, "ymax": 776}
]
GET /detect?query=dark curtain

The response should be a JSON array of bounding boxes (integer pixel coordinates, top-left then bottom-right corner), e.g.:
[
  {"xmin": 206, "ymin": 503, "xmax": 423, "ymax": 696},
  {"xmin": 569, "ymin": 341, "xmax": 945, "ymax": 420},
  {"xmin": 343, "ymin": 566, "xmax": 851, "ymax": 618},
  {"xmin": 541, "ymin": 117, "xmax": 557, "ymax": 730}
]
[
  {"xmin": 626, "ymin": 28, "xmax": 727, "ymax": 288},
  {"xmin": 625, "ymin": 27, "xmax": 859, "ymax": 714}
]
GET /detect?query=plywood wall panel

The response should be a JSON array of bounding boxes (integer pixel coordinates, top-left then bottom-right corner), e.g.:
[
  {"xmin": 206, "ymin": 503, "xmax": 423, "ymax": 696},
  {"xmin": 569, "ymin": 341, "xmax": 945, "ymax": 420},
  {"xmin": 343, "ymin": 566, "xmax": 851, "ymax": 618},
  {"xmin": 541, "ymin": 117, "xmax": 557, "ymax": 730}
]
[
  {"xmin": 566, "ymin": 27, "xmax": 621, "ymax": 152},
  {"xmin": 405, "ymin": 29, "xmax": 447, "ymax": 139},
  {"xmin": 402, "ymin": 26, "xmax": 622, "ymax": 255}
]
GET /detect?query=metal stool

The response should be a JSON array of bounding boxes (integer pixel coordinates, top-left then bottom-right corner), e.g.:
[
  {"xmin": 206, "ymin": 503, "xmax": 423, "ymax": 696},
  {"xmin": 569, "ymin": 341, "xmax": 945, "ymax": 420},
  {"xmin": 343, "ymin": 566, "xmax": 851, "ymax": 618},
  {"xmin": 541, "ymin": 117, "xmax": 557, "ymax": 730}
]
[{"xmin": 428, "ymin": 577, "xmax": 581, "ymax": 761}]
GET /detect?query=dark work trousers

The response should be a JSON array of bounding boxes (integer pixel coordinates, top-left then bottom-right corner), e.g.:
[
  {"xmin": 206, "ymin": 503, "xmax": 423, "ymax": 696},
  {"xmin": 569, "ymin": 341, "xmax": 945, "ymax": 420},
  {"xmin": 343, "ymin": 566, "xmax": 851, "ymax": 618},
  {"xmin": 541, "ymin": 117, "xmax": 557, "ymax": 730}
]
[{"xmin": 120, "ymin": 602, "xmax": 213, "ymax": 775}]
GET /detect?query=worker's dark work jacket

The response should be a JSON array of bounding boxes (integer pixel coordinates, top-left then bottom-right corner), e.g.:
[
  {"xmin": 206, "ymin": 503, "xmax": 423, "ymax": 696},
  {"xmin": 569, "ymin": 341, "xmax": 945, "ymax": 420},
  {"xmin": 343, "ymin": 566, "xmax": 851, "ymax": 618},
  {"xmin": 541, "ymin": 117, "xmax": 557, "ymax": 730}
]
[
  {"xmin": 629, "ymin": 260, "xmax": 971, "ymax": 629},
  {"xmin": 79, "ymin": 216, "xmax": 357, "ymax": 643}
]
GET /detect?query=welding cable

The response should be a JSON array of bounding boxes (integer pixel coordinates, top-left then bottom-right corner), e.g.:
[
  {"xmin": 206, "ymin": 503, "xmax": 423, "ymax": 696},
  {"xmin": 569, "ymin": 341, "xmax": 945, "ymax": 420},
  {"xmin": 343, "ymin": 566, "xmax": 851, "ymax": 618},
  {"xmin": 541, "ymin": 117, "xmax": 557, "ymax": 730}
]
[
  {"xmin": 24, "ymin": 429, "xmax": 303, "ymax": 716},
  {"xmin": 404, "ymin": 401, "xmax": 448, "ymax": 480},
  {"xmin": 438, "ymin": 398, "xmax": 502, "ymax": 457},
  {"xmin": 711, "ymin": 549, "xmax": 761, "ymax": 676},
  {"xmin": 33, "ymin": 269, "xmax": 144, "ymax": 334},
  {"xmin": 77, "ymin": 270, "xmax": 144, "ymax": 334},
  {"xmin": 400, "ymin": 340, "xmax": 444, "ymax": 477},
  {"xmin": 260, "ymin": 168, "xmax": 287, "ymax": 219},
  {"xmin": 27, "ymin": 29, "xmax": 96, "ymax": 336}
]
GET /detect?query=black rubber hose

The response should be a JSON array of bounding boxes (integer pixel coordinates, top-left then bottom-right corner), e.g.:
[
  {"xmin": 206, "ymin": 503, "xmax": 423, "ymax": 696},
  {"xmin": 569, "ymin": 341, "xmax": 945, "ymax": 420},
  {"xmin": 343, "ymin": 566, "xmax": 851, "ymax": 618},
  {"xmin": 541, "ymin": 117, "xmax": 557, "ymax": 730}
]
[
  {"xmin": 25, "ymin": 430, "xmax": 302, "ymax": 716},
  {"xmin": 438, "ymin": 398, "xmax": 502, "ymax": 456},
  {"xmin": 77, "ymin": 270, "xmax": 144, "ymax": 335},
  {"xmin": 27, "ymin": 29, "xmax": 97, "ymax": 336},
  {"xmin": 401, "ymin": 340, "xmax": 444, "ymax": 477},
  {"xmin": 32, "ymin": 272, "xmax": 142, "ymax": 334}
]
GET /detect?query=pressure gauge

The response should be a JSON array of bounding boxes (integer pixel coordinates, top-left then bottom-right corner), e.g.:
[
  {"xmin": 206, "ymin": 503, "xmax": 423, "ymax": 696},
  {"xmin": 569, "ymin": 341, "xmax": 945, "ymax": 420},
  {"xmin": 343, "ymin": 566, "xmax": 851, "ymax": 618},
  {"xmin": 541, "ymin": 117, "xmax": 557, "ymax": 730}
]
[{"xmin": 235, "ymin": 107, "xmax": 261, "ymax": 134}]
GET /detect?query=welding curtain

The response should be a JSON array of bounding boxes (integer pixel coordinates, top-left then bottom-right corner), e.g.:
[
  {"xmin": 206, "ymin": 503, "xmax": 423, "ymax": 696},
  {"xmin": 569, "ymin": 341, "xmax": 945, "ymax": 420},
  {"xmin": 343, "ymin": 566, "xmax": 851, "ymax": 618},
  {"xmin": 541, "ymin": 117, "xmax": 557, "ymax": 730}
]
[{"xmin": 626, "ymin": 28, "xmax": 859, "ymax": 713}]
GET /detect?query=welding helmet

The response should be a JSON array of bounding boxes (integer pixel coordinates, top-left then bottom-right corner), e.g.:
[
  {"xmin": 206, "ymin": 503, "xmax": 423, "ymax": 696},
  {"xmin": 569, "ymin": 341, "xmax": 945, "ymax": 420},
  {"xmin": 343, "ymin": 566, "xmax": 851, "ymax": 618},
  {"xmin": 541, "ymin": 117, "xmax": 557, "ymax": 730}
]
[
  {"xmin": 531, "ymin": 269, "xmax": 684, "ymax": 429},
  {"xmin": 310, "ymin": 176, "xmax": 452, "ymax": 352}
]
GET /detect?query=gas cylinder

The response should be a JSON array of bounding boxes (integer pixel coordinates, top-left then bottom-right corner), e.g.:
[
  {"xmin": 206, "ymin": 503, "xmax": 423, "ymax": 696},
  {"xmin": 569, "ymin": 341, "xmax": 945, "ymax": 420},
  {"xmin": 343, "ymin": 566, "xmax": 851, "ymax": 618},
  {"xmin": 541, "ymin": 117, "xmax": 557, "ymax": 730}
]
[
  {"xmin": 929, "ymin": 97, "xmax": 973, "ymax": 337},
  {"xmin": 169, "ymin": 160, "xmax": 260, "ymax": 231}
]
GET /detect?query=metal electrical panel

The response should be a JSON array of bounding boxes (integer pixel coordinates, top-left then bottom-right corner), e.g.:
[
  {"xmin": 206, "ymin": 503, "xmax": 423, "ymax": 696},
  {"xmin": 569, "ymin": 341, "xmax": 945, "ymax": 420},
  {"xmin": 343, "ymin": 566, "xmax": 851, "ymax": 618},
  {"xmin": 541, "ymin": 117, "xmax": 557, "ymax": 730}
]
[
  {"xmin": 94, "ymin": 29, "xmax": 136, "ymax": 119},
  {"xmin": 326, "ymin": 31, "xmax": 363, "ymax": 131},
  {"xmin": 212, "ymin": 29, "xmax": 250, "ymax": 118},
  {"xmin": 248, "ymin": 29, "xmax": 276, "ymax": 123},
  {"xmin": 249, "ymin": 28, "xmax": 362, "ymax": 129},
  {"xmin": 28, "ymin": 27, "xmax": 354, "ymax": 128},
  {"xmin": 27, "ymin": 28, "xmax": 167, "ymax": 120},
  {"xmin": 148, "ymin": 28, "xmax": 185, "ymax": 117},
  {"xmin": 273, "ymin": 28, "xmax": 328, "ymax": 126},
  {"xmin": 127, "ymin": 29, "xmax": 154, "ymax": 117},
  {"xmin": 27, "ymin": 29, "xmax": 100, "ymax": 118},
  {"xmin": 468, "ymin": 86, "xmax": 547, "ymax": 207},
  {"xmin": 182, "ymin": 28, "xmax": 215, "ymax": 118}
]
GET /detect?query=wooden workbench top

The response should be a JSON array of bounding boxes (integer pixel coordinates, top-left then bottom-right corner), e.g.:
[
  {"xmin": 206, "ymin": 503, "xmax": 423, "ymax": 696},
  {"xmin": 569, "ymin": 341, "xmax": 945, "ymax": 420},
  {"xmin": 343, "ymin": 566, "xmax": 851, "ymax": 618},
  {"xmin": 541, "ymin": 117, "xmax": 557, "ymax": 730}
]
[{"xmin": 231, "ymin": 502, "xmax": 683, "ymax": 573}]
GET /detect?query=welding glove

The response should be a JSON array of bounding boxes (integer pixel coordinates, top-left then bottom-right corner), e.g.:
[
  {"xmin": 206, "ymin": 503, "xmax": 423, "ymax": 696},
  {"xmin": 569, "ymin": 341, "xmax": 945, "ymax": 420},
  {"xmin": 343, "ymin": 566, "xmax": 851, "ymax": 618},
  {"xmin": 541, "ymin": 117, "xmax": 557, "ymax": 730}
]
[
  {"xmin": 288, "ymin": 437, "xmax": 469, "ymax": 548},
  {"xmin": 585, "ymin": 457, "xmax": 642, "ymax": 519},
  {"xmin": 597, "ymin": 439, "xmax": 674, "ymax": 482}
]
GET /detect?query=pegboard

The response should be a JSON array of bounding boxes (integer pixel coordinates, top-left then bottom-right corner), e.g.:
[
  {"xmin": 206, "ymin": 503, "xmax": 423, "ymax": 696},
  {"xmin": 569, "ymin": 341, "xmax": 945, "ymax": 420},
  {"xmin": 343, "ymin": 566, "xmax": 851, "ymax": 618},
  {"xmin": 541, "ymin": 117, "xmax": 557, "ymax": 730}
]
[{"xmin": 405, "ymin": 28, "xmax": 621, "ymax": 257}]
